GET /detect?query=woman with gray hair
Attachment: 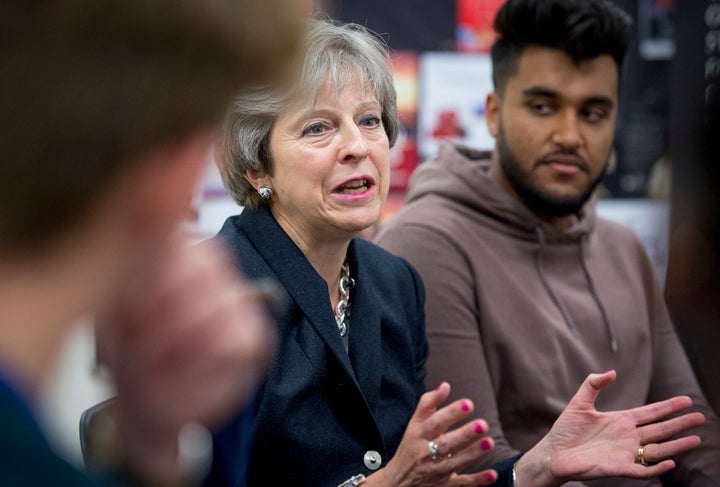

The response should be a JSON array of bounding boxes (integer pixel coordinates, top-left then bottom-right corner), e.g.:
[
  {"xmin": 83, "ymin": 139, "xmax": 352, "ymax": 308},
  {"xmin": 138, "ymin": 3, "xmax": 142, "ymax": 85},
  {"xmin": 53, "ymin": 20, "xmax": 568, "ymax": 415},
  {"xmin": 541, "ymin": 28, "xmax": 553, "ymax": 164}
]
[{"xmin": 210, "ymin": 18, "xmax": 705, "ymax": 487}]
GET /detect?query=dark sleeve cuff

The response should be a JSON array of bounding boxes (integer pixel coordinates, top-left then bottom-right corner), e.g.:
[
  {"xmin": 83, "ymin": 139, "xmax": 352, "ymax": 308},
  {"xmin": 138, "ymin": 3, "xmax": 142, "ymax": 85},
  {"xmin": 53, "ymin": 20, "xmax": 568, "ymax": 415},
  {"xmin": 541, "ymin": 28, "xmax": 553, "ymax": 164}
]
[{"xmin": 492, "ymin": 453, "xmax": 523, "ymax": 487}]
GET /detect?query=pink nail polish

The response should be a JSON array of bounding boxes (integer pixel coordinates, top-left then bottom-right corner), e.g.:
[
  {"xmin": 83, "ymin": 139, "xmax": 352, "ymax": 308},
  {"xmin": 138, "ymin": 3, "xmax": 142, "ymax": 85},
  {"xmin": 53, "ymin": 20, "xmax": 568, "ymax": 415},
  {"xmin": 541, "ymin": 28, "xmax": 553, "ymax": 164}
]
[
  {"xmin": 435, "ymin": 383, "xmax": 443, "ymax": 392},
  {"xmin": 480, "ymin": 439, "xmax": 492, "ymax": 451},
  {"xmin": 485, "ymin": 472, "xmax": 496, "ymax": 483},
  {"xmin": 461, "ymin": 401, "xmax": 470, "ymax": 412},
  {"xmin": 474, "ymin": 422, "xmax": 485, "ymax": 435}
]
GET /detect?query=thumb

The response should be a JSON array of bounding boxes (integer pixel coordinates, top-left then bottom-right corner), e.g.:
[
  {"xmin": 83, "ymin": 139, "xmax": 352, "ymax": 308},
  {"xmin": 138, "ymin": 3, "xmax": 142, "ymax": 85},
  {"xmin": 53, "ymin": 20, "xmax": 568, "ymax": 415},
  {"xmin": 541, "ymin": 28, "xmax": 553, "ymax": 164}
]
[{"xmin": 568, "ymin": 370, "xmax": 617, "ymax": 410}]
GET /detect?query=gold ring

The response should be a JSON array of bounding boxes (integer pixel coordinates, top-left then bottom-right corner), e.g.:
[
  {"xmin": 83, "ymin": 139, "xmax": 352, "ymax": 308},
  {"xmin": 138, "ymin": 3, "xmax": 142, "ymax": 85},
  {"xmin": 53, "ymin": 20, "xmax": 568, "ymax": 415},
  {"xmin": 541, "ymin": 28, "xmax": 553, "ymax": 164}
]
[{"xmin": 636, "ymin": 445, "xmax": 647, "ymax": 466}]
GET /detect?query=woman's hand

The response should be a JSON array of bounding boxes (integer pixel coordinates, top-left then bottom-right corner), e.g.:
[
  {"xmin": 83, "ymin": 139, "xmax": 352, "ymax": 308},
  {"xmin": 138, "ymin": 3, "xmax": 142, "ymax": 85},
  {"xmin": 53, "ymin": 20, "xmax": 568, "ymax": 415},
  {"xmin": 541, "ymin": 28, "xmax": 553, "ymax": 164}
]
[
  {"xmin": 365, "ymin": 382, "xmax": 498, "ymax": 487},
  {"xmin": 516, "ymin": 370, "xmax": 705, "ymax": 487}
]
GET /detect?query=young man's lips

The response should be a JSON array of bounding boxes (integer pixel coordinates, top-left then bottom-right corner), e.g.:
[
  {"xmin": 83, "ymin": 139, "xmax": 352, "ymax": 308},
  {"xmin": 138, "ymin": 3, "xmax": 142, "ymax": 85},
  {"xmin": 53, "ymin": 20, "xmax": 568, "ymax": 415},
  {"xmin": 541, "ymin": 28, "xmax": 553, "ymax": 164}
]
[
  {"xmin": 549, "ymin": 163, "xmax": 581, "ymax": 175},
  {"xmin": 542, "ymin": 155, "xmax": 585, "ymax": 174}
]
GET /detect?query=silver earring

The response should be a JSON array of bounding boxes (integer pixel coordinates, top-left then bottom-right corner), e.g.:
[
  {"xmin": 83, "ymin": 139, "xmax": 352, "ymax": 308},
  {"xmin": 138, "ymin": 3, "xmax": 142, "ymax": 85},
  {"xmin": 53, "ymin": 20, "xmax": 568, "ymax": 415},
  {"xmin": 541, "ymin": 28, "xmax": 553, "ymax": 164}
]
[{"xmin": 259, "ymin": 185, "xmax": 273, "ymax": 200}]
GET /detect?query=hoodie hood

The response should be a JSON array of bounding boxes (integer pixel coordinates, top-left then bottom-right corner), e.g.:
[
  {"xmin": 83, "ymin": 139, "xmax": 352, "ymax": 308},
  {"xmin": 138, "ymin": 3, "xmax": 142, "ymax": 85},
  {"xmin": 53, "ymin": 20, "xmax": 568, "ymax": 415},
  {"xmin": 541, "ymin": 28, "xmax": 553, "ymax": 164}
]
[
  {"xmin": 403, "ymin": 142, "xmax": 616, "ymax": 352},
  {"xmin": 406, "ymin": 142, "xmax": 597, "ymax": 243}
]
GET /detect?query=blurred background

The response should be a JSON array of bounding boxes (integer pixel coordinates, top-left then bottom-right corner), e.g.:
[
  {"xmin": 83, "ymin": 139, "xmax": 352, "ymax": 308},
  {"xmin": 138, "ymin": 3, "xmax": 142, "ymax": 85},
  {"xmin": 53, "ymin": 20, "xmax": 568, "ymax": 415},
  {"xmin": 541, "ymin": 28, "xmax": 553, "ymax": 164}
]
[{"xmin": 40, "ymin": 0, "xmax": 720, "ymax": 467}]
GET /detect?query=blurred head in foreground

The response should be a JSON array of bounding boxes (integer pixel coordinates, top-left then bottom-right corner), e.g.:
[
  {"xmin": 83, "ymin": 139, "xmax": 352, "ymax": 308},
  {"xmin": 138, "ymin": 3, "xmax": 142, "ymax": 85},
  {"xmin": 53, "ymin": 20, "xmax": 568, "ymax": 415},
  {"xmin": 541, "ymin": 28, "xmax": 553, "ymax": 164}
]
[{"xmin": 0, "ymin": 0, "xmax": 301, "ymax": 265}]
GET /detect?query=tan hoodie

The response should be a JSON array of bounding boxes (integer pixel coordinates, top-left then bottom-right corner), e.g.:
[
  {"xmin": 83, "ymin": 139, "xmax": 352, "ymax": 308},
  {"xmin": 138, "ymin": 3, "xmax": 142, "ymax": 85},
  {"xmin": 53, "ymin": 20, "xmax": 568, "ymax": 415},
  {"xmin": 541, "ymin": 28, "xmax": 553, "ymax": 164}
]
[{"xmin": 376, "ymin": 142, "xmax": 720, "ymax": 486}]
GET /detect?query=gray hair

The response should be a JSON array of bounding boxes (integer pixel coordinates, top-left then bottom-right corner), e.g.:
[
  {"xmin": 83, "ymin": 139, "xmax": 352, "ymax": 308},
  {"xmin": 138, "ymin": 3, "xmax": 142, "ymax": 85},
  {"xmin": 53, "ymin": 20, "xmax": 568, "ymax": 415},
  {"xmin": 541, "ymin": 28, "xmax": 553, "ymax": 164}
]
[{"xmin": 219, "ymin": 18, "xmax": 400, "ymax": 208}]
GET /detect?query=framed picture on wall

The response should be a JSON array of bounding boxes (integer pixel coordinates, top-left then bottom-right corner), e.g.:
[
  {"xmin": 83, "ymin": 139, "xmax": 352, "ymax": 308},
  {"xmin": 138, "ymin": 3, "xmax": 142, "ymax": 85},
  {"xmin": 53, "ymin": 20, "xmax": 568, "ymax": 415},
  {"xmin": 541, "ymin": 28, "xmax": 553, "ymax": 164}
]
[
  {"xmin": 456, "ymin": 0, "xmax": 503, "ymax": 52},
  {"xmin": 417, "ymin": 52, "xmax": 495, "ymax": 160},
  {"xmin": 389, "ymin": 50, "xmax": 420, "ymax": 191},
  {"xmin": 638, "ymin": 0, "xmax": 676, "ymax": 60}
]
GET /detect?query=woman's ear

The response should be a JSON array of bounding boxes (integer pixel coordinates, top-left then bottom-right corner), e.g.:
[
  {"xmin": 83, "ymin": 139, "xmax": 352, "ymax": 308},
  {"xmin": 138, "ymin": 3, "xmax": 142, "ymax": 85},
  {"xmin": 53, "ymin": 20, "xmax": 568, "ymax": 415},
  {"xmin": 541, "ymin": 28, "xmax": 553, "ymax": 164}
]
[
  {"xmin": 244, "ymin": 168, "xmax": 269, "ymax": 192},
  {"xmin": 486, "ymin": 92, "xmax": 500, "ymax": 138}
]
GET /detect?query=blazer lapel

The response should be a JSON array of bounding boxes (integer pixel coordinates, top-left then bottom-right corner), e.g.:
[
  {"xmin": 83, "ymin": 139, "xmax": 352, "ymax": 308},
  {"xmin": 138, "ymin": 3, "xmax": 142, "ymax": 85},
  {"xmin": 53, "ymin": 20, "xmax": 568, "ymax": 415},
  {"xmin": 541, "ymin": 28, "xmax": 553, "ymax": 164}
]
[
  {"xmin": 346, "ymin": 242, "xmax": 383, "ymax": 409},
  {"xmin": 239, "ymin": 207, "xmax": 357, "ymax": 381}
]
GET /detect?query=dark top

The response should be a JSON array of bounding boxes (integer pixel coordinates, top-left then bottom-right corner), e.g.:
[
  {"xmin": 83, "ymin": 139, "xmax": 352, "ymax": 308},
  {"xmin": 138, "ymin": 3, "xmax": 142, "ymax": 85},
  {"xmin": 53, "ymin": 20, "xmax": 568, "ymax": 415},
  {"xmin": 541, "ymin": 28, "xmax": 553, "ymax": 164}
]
[{"xmin": 0, "ymin": 372, "xmax": 113, "ymax": 486}]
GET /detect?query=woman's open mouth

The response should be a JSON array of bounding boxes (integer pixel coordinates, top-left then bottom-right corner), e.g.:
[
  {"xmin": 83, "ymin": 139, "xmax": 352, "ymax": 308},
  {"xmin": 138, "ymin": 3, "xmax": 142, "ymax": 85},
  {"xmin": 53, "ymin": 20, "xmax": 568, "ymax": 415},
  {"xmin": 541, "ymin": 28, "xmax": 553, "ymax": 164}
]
[{"xmin": 334, "ymin": 178, "xmax": 372, "ymax": 195}]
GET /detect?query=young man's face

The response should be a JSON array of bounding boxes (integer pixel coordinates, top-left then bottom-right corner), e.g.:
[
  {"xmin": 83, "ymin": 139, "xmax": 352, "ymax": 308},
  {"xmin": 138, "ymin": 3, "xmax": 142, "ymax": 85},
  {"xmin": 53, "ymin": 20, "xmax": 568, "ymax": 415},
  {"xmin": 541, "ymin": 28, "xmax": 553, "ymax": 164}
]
[{"xmin": 487, "ymin": 46, "xmax": 619, "ymax": 217}]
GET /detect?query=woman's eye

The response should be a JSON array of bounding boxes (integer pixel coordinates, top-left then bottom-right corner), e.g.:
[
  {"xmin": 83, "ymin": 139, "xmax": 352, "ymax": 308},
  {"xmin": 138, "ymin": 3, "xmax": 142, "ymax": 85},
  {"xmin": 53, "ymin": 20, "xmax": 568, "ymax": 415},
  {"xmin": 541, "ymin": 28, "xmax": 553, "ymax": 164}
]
[
  {"xmin": 360, "ymin": 115, "xmax": 381, "ymax": 128},
  {"xmin": 302, "ymin": 123, "xmax": 326, "ymax": 136}
]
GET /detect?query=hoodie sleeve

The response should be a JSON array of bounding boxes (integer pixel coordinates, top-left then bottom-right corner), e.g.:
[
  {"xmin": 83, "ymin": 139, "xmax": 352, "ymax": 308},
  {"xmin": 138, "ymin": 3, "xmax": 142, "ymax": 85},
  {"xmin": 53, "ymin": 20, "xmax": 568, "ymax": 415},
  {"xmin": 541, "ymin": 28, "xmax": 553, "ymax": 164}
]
[
  {"xmin": 378, "ymin": 218, "xmax": 602, "ymax": 486},
  {"xmin": 377, "ymin": 219, "xmax": 524, "ymax": 470},
  {"xmin": 638, "ymin": 239, "xmax": 720, "ymax": 485}
]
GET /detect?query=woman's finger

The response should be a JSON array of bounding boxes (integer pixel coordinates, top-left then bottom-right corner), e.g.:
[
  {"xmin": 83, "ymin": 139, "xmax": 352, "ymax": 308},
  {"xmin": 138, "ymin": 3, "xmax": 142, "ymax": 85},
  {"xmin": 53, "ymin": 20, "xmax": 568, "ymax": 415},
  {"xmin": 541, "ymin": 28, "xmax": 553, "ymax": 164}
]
[
  {"xmin": 447, "ymin": 469, "xmax": 499, "ymax": 486},
  {"xmin": 411, "ymin": 382, "xmax": 453, "ymax": 424},
  {"xmin": 435, "ymin": 419, "xmax": 490, "ymax": 459},
  {"xmin": 440, "ymin": 436, "xmax": 495, "ymax": 474},
  {"xmin": 422, "ymin": 398, "xmax": 475, "ymax": 440},
  {"xmin": 420, "ymin": 420, "xmax": 494, "ymax": 479}
]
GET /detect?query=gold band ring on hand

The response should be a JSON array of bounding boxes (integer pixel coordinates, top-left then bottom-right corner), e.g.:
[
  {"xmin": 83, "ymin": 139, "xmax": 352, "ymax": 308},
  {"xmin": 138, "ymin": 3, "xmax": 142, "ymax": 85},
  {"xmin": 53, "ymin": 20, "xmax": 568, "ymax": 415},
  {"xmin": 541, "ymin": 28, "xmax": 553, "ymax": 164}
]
[
  {"xmin": 428, "ymin": 441, "xmax": 440, "ymax": 461},
  {"xmin": 636, "ymin": 445, "xmax": 647, "ymax": 466}
]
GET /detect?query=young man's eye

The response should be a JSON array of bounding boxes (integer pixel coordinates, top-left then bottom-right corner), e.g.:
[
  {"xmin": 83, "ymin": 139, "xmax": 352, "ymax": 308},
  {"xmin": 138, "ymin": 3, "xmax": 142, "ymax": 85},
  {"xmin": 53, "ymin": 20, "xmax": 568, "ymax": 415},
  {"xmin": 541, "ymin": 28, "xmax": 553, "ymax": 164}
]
[
  {"xmin": 529, "ymin": 102, "xmax": 553, "ymax": 115},
  {"xmin": 582, "ymin": 107, "xmax": 608, "ymax": 123}
]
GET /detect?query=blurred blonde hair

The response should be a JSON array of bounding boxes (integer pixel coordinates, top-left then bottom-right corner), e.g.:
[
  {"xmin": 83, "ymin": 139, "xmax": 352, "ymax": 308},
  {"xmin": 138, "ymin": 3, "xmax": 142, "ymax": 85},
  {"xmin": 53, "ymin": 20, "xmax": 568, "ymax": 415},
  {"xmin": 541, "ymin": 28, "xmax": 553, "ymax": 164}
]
[{"xmin": 0, "ymin": 0, "xmax": 301, "ymax": 253}]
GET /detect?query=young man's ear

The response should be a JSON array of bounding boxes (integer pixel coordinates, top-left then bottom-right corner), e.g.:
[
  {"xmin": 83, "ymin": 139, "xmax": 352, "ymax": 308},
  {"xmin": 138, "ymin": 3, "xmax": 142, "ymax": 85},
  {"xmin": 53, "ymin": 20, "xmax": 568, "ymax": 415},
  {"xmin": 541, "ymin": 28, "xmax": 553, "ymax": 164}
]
[{"xmin": 486, "ymin": 92, "xmax": 500, "ymax": 138}]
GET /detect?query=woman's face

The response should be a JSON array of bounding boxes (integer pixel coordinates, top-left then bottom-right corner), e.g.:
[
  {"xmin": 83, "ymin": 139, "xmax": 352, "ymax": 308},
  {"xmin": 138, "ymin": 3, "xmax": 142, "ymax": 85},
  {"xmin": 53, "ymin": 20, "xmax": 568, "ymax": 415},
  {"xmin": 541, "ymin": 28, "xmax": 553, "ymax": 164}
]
[{"xmin": 266, "ymin": 77, "xmax": 390, "ymax": 244}]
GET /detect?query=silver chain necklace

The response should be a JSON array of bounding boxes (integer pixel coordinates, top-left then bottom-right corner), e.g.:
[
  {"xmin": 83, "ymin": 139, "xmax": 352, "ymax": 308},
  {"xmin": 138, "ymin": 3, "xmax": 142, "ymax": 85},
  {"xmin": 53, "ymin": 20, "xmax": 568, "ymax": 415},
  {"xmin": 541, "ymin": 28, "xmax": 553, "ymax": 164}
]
[{"xmin": 335, "ymin": 260, "xmax": 355, "ymax": 337}]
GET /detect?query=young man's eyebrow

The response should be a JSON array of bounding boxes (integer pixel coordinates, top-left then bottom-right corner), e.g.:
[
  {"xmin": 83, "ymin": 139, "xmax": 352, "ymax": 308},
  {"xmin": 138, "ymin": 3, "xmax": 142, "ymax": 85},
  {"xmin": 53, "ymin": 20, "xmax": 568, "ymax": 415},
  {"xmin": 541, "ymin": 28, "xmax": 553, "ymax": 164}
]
[
  {"xmin": 522, "ymin": 86, "xmax": 558, "ymax": 98},
  {"xmin": 522, "ymin": 86, "xmax": 615, "ymax": 108}
]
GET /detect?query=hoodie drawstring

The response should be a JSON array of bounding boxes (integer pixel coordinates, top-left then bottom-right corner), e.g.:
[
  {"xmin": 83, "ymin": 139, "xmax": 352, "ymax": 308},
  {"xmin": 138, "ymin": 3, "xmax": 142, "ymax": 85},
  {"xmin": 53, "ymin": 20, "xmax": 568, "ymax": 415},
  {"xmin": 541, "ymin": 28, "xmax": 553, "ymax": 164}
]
[
  {"xmin": 578, "ymin": 236, "xmax": 618, "ymax": 353},
  {"xmin": 533, "ymin": 227, "xmax": 618, "ymax": 353},
  {"xmin": 534, "ymin": 226, "xmax": 578, "ymax": 336}
]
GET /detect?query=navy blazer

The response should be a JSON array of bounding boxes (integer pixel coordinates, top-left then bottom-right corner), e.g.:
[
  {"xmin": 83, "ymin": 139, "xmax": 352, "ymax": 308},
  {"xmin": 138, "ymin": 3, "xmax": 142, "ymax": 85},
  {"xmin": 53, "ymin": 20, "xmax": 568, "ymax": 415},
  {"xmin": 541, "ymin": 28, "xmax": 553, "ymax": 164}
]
[
  {"xmin": 213, "ymin": 206, "xmax": 428, "ymax": 486},
  {"xmin": 209, "ymin": 206, "xmax": 517, "ymax": 486}
]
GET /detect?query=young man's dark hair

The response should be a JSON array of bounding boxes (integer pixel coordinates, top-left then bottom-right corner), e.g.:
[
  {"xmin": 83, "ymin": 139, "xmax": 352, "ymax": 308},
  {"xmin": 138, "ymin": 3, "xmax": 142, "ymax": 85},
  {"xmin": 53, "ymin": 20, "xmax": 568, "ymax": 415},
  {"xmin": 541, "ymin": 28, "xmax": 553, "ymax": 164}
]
[{"xmin": 490, "ymin": 0, "xmax": 633, "ymax": 93}]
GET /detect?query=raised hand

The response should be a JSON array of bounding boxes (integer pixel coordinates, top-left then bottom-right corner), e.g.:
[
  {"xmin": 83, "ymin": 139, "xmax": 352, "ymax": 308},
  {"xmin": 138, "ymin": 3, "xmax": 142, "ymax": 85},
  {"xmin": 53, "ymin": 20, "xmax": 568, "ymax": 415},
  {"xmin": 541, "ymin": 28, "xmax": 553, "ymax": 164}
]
[
  {"xmin": 365, "ymin": 382, "xmax": 498, "ymax": 487},
  {"xmin": 516, "ymin": 370, "xmax": 705, "ymax": 487},
  {"xmin": 97, "ymin": 236, "xmax": 275, "ymax": 483}
]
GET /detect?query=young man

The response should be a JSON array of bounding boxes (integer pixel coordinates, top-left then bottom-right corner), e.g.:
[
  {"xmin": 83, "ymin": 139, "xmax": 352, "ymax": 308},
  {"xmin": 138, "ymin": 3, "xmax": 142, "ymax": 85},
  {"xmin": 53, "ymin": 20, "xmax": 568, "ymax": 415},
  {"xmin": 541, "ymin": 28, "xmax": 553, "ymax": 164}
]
[
  {"xmin": 0, "ymin": 0, "xmax": 300, "ymax": 484},
  {"xmin": 376, "ymin": 0, "xmax": 720, "ymax": 485}
]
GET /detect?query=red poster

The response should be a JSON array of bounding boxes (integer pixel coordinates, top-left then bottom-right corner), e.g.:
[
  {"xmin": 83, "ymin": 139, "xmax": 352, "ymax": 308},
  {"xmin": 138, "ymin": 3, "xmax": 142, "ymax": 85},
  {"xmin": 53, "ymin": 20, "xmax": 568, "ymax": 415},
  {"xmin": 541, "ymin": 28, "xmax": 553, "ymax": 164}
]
[
  {"xmin": 456, "ymin": 0, "xmax": 504, "ymax": 53},
  {"xmin": 388, "ymin": 50, "xmax": 419, "ymax": 192}
]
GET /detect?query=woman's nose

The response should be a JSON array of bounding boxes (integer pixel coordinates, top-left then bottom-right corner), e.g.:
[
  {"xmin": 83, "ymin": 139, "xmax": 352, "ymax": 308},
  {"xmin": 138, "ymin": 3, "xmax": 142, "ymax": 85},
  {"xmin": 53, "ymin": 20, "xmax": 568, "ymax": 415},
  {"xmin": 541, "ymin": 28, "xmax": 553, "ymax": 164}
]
[{"xmin": 338, "ymin": 124, "xmax": 370, "ymax": 162}]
